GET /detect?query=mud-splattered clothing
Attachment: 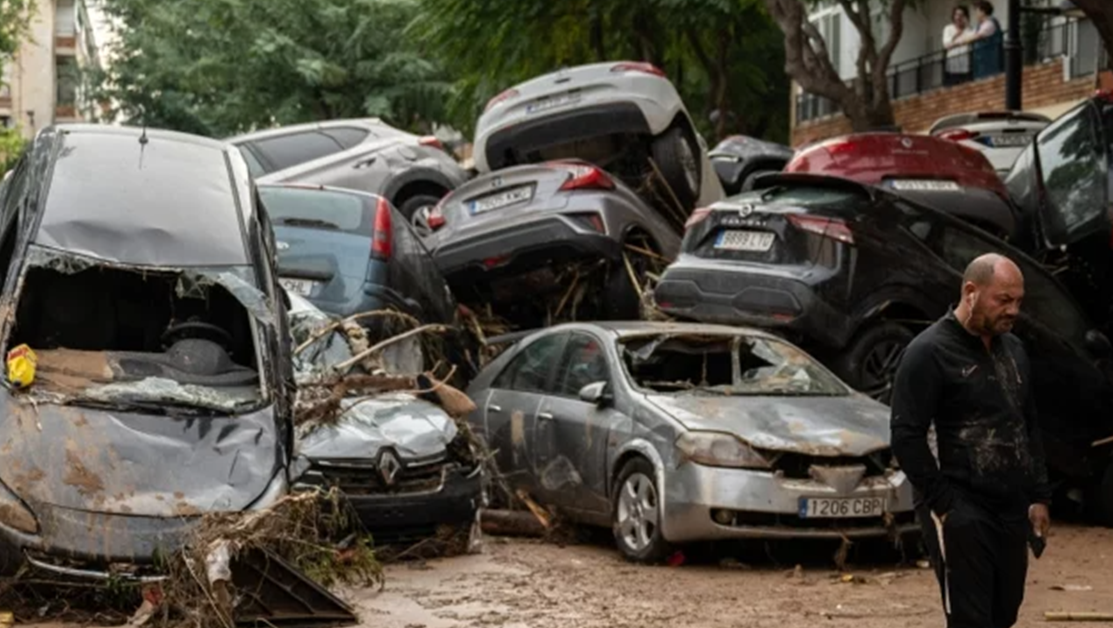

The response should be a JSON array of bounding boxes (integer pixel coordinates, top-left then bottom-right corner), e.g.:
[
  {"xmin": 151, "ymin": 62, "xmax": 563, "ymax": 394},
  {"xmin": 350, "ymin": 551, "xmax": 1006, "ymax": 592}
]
[
  {"xmin": 891, "ymin": 310, "xmax": 1051, "ymax": 628},
  {"xmin": 890, "ymin": 310, "xmax": 1052, "ymax": 519}
]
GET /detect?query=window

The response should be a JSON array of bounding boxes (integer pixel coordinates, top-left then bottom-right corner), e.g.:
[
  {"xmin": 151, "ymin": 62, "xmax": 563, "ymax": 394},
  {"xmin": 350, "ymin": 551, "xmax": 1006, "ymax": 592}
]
[
  {"xmin": 253, "ymin": 132, "xmax": 345, "ymax": 172},
  {"xmin": 555, "ymin": 334, "xmax": 610, "ymax": 398},
  {"xmin": 258, "ymin": 186, "xmax": 372, "ymax": 235},
  {"xmin": 238, "ymin": 146, "xmax": 267, "ymax": 178},
  {"xmin": 1035, "ymin": 104, "xmax": 1107, "ymax": 244},
  {"xmin": 322, "ymin": 127, "xmax": 370, "ymax": 149},
  {"xmin": 493, "ymin": 334, "xmax": 566, "ymax": 393},
  {"xmin": 55, "ymin": 56, "xmax": 78, "ymax": 106},
  {"xmin": 811, "ymin": 11, "xmax": 842, "ymax": 75},
  {"xmin": 55, "ymin": 0, "xmax": 76, "ymax": 36}
]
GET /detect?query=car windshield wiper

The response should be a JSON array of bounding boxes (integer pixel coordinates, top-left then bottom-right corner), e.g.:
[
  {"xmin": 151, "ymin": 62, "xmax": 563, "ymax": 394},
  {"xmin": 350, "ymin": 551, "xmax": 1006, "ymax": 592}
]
[
  {"xmin": 276, "ymin": 217, "xmax": 341, "ymax": 230},
  {"xmin": 68, "ymin": 396, "xmax": 230, "ymax": 417}
]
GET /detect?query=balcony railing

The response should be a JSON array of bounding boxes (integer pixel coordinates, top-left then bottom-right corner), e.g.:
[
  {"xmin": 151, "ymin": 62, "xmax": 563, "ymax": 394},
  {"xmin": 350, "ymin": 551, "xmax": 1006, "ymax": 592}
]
[{"xmin": 796, "ymin": 17, "xmax": 1105, "ymax": 125}]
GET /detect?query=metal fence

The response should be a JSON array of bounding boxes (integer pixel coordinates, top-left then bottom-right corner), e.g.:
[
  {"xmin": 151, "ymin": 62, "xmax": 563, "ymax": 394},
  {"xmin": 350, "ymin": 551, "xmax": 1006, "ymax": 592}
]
[{"xmin": 796, "ymin": 17, "xmax": 1106, "ymax": 125}]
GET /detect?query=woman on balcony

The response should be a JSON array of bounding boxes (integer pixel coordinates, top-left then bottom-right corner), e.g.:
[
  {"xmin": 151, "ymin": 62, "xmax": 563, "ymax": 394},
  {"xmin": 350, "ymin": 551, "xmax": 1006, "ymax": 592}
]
[
  {"xmin": 943, "ymin": 5, "xmax": 975, "ymax": 86},
  {"xmin": 957, "ymin": 1, "xmax": 1005, "ymax": 80}
]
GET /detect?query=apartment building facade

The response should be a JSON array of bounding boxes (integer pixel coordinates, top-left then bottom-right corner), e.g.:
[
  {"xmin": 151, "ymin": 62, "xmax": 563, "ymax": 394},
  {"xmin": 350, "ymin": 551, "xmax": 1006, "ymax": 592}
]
[
  {"xmin": 791, "ymin": 0, "xmax": 1109, "ymax": 146},
  {"xmin": 0, "ymin": 0, "xmax": 103, "ymax": 139}
]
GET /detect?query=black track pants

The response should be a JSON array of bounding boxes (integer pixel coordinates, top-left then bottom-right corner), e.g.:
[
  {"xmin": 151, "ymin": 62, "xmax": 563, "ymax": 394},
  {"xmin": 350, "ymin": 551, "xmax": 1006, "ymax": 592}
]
[{"xmin": 917, "ymin": 499, "xmax": 1029, "ymax": 628}]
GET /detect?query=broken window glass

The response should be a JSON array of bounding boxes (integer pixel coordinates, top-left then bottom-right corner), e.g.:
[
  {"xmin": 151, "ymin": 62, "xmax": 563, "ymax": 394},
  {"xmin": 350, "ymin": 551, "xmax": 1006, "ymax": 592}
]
[
  {"xmin": 621, "ymin": 334, "xmax": 848, "ymax": 396},
  {"xmin": 8, "ymin": 247, "xmax": 269, "ymax": 413}
]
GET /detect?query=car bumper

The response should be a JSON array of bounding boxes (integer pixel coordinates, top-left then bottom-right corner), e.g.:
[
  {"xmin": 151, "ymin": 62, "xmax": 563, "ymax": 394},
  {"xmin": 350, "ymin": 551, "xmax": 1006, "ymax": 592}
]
[
  {"xmin": 654, "ymin": 262, "xmax": 853, "ymax": 349},
  {"xmin": 434, "ymin": 216, "xmax": 622, "ymax": 279},
  {"xmin": 661, "ymin": 462, "xmax": 917, "ymax": 543},
  {"xmin": 294, "ymin": 466, "xmax": 483, "ymax": 542}
]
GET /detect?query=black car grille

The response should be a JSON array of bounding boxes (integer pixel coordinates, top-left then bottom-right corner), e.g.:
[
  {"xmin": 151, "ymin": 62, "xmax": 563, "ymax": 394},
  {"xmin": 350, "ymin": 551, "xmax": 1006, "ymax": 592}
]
[
  {"xmin": 765, "ymin": 450, "xmax": 894, "ymax": 480},
  {"xmin": 309, "ymin": 457, "xmax": 448, "ymax": 495}
]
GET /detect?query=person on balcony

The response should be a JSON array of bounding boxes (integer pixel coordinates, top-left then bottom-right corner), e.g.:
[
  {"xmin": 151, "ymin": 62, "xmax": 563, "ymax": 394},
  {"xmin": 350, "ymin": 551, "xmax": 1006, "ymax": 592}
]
[
  {"xmin": 956, "ymin": 0, "xmax": 1005, "ymax": 80},
  {"xmin": 943, "ymin": 6, "xmax": 975, "ymax": 86}
]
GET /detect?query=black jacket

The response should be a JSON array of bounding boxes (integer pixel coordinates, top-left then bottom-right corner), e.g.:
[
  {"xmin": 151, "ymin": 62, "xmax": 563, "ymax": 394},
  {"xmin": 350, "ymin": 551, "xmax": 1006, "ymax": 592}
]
[{"xmin": 890, "ymin": 311, "xmax": 1052, "ymax": 520}]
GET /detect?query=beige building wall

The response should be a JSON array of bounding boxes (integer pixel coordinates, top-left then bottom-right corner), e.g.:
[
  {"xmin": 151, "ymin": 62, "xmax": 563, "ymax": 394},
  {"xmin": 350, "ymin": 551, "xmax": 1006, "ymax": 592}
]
[{"xmin": 0, "ymin": 0, "xmax": 100, "ymax": 139}]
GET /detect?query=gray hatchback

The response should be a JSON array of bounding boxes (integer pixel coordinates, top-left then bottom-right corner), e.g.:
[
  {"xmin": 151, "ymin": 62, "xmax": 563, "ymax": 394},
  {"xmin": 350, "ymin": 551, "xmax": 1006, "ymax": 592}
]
[{"xmin": 466, "ymin": 322, "xmax": 915, "ymax": 562}]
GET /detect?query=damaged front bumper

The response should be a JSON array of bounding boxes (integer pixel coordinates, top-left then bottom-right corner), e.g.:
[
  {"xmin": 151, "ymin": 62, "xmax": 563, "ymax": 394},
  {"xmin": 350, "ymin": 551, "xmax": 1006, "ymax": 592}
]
[
  {"xmin": 293, "ymin": 463, "xmax": 483, "ymax": 542},
  {"xmin": 660, "ymin": 463, "xmax": 916, "ymax": 543}
]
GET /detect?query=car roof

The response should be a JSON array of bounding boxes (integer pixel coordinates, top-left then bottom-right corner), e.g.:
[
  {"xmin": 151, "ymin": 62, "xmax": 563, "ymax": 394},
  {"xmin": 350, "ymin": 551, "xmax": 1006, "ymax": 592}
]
[
  {"xmin": 929, "ymin": 111, "xmax": 1052, "ymax": 134},
  {"xmin": 256, "ymin": 181, "xmax": 387, "ymax": 202},
  {"xmin": 226, "ymin": 118, "xmax": 408, "ymax": 144},
  {"xmin": 35, "ymin": 125, "xmax": 253, "ymax": 267}
]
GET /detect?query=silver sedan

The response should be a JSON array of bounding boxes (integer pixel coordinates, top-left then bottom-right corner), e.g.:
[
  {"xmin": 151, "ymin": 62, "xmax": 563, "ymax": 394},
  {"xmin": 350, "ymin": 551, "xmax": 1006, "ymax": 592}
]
[{"xmin": 466, "ymin": 321, "xmax": 916, "ymax": 562}]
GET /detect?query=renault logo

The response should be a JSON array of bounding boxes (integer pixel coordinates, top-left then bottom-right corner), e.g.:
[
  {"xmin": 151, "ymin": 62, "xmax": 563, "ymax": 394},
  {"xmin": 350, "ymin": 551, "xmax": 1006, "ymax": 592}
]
[
  {"xmin": 738, "ymin": 204, "xmax": 754, "ymax": 217},
  {"xmin": 379, "ymin": 451, "xmax": 402, "ymax": 486},
  {"xmin": 491, "ymin": 176, "xmax": 503, "ymax": 188}
]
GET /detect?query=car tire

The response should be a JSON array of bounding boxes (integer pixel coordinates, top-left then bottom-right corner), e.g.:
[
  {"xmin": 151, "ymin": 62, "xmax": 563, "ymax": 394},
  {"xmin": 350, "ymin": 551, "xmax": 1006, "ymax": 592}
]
[
  {"xmin": 612, "ymin": 457, "xmax": 672, "ymax": 563},
  {"xmin": 651, "ymin": 122, "xmax": 701, "ymax": 210},
  {"xmin": 398, "ymin": 193, "xmax": 443, "ymax": 222},
  {"xmin": 741, "ymin": 169, "xmax": 781, "ymax": 192},
  {"xmin": 831, "ymin": 322, "xmax": 914, "ymax": 405},
  {"xmin": 603, "ymin": 235, "xmax": 656, "ymax": 320}
]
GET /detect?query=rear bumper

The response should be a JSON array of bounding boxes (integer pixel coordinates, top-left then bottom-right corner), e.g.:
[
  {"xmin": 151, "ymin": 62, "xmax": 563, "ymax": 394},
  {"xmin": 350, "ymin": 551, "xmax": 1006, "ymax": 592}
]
[
  {"xmin": 483, "ymin": 102, "xmax": 652, "ymax": 172},
  {"xmin": 654, "ymin": 261, "xmax": 853, "ymax": 348},
  {"xmin": 434, "ymin": 216, "xmax": 622, "ymax": 280}
]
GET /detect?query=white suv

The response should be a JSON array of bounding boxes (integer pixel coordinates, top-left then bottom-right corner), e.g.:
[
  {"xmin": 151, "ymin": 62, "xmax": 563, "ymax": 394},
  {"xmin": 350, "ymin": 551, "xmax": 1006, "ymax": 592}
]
[
  {"xmin": 472, "ymin": 61, "xmax": 723, "ymax": 211},
  {"xmin": 929, "ymin": 111, "xmax": 1051, "ymax": 178}
]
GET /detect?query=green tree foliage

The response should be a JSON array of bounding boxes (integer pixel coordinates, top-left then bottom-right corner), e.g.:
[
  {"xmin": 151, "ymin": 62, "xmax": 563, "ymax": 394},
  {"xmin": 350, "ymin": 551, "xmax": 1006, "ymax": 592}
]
[
  {"xmin": 413, "ymin": 0, "xmax": 790, "ymax": 142},
  {"xmin": 94, "ymin": 0, "xmax": 450, "ymax": 137},
  {"xmin": 0, "ymin": 0, "xmax": 33, "ymax": 170}
]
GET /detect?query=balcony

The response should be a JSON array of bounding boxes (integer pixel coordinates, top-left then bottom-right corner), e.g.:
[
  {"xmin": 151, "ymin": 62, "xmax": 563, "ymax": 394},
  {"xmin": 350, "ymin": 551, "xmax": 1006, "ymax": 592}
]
[{"xmin": 796, "ymin": 17, "xmax": 1106, "ymax": 125}]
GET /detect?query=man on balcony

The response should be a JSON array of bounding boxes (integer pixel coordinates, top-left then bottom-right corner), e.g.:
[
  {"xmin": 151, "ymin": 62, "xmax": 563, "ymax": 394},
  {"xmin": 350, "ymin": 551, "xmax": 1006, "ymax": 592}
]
[
  {"xmin": 944, "ymin": 6, "xmax": 975, "ymax": 86},
  {"xmin": 955, "ymin": 1, "xmax": 1005, "ymax": 80}
]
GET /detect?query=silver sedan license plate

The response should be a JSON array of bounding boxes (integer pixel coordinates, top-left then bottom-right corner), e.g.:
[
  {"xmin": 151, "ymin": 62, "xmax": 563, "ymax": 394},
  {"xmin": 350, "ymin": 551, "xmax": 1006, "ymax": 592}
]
[
  {"xmin": 279, "ymin": 277, "xmax": 316, "ymax": 297},
  {"xmin": 470, "ymin": 185, "xmax": 533, "ymax": 214},
  {"xmin": 799, "ymin": 496, "xmax": 886, "ymax": 519},
  {"xmin": 714, "ymin": 229, "xmax": 775, "ymax": 252}
]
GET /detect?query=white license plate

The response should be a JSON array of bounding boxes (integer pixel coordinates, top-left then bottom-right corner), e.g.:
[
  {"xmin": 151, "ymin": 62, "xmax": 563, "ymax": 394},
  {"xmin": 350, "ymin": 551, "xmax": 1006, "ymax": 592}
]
[
  {"xmin": 989, "ymin": 134, "xmax": 1032, "ymax": 147},
  {"xmin": 714, "ymin": 229, "xmax": 775, "ymax": 251},
  {"xmin": 470, "ymin": 185, "xmax": 533, "ymax": 214},
  {"xmin": 279, "ymin": 277, "xmax": 317, "ymax": 297},
  {"xmin": 526, "ymin": 92, "xmax": 581, "ymax": 114},
  {"xmin": 888, "ymin": 179, "xmax": 962, "ymax": 192},
  {"xmin": 799, "ymin": 496, "xmax": 887, "ymax": 519}
]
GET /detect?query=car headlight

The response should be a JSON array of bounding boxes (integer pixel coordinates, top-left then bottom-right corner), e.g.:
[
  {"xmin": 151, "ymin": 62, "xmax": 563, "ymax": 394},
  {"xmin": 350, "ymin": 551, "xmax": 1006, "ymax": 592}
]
[
  {"xmin": 675, "ymin": 431, "xmax": 771, "ymax": 469},
  {"xmin": 0, "ymin": 480, "xmax": 38, "ymax": 534}
]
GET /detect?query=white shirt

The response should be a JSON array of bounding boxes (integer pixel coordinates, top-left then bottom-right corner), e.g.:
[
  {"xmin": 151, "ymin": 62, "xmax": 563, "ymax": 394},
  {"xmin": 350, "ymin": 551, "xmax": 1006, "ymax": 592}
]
[{"xmin": 943, "ymin": 24, "xmax": 974, "ymax": 74}]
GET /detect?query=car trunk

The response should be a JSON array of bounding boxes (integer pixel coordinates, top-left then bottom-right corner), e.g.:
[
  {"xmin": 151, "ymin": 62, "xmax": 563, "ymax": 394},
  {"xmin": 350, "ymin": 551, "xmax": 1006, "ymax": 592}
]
[{"xmin": 274, "ymin": 225, "xmax": 373, "ymax": 307}]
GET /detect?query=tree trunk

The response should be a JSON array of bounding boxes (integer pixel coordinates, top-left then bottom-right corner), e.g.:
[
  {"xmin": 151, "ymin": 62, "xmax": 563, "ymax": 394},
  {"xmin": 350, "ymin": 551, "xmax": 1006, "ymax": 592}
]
[
  {"xmin": 713, "ymin": 28, "xmax": 731, "ymax": 141},
  {"xmin": 1072, "ymin": 0, "xmax": 1113, "ymax": 72}
]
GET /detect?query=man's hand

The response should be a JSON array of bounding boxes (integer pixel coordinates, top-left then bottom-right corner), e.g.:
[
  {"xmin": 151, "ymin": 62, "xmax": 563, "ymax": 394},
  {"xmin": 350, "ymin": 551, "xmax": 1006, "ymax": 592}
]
[{"xmin": 1029, "ymin": 503, "xmax": 1051, "ymax": 538}]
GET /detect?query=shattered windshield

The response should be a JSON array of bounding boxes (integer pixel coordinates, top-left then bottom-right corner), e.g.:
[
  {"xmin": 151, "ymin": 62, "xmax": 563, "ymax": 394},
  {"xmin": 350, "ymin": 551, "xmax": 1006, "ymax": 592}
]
[
  {"xmin": 8, "ymin": 246, "xmax": 270, "ymax": 414},
  {"xmin": 620, "ymin": 333, "xmax": 848, "ymax": 396}
]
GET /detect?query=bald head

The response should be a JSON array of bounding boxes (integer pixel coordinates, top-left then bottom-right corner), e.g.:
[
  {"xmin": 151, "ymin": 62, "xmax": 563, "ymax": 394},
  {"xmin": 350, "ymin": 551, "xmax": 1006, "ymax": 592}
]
[{"xmin": 958, "ymin": 253, "xmax": 1024, "ymax": 338}]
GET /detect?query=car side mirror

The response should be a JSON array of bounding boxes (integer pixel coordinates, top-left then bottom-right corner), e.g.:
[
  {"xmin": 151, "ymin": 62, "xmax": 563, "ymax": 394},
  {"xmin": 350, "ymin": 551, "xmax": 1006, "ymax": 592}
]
[
  {"xmin": 1085, "ymin": 330, "xmax": 1112, "ymax": 358},
  {"xmin": 578, "ymin": 381, "xmax": 612, "ymax": 406}
]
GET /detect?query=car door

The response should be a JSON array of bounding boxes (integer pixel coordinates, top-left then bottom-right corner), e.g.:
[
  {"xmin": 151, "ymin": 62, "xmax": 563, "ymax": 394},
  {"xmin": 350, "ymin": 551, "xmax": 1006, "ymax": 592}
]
[
  {"xmin": 532, "ymin": 332, "xmax": 624, "ymax": 516},
  {"xmin": 482, "ymin": 333, "xmax": 568, "ymax": 495}
]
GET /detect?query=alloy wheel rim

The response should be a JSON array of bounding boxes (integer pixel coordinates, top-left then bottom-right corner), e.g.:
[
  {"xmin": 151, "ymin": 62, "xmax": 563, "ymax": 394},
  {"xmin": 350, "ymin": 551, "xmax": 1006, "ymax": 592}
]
[
  {"xmin": 861, "ymin": 340, "xmax": 907, "ymax": 401},
  {"xmin": 616, "ymin": 472, "xmax": 658, "ymax": 552}
]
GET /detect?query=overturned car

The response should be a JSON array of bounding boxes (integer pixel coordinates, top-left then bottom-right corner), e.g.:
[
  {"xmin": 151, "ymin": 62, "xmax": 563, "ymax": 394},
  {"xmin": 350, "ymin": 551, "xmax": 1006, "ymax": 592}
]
[
  {"xmin": 286, "ymin": 291, "xmax": 483, "ymax": 542},
  {"xmin": 0, "ymin": 125, "xmax": 294, "ymax": 578}
]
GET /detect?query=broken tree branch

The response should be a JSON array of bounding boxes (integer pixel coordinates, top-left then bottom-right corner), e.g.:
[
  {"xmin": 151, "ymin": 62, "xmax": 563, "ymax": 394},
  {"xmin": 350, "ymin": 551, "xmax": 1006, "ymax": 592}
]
[
  {"xmin": 1045, "ymin": 611, "xmax": 1113, "ymax": 622},
  {"xmin": 335, "ymin": 324, "xmax": 448, "ymax": 373},
  {"xmin": 294, "ymin": 309, "xmax": 420, "ymax": 356}
]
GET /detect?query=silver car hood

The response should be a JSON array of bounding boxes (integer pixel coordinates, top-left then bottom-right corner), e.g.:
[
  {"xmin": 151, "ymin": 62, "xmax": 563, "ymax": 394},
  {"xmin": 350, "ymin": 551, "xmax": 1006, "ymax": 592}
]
[
  {"xmin": 297, "ymin": 393, "xmax": 457, "ymax": 461},
  {"xmin": 646, "ymin": 394, "xmax": 890, "ymax": 456}
]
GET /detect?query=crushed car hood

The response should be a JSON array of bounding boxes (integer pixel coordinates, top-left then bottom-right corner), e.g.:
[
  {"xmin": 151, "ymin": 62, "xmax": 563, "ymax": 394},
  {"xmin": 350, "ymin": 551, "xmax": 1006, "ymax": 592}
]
[
  {"xmin": 0, "ymin": 395, "xmax": 281, "ymax": 517},
  {"xmin": 297, "ymin": 394, "xmax": 457, "ymax": 461},
  {"xmin": 647, "ymin": 394, "xmax": 890, "ymax": 456}
]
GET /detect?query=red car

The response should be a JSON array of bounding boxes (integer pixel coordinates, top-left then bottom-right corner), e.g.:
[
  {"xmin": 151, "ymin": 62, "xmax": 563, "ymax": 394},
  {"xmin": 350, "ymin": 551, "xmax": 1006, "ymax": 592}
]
[{"xmin": 784, "ymin": 133, "xmax": 1019, "ymax": 241}]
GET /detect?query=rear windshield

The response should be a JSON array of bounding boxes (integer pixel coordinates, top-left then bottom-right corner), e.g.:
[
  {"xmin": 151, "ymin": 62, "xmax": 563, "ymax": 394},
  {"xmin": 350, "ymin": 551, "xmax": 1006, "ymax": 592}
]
[
  {"xmin": 751, "ymin": 185, "xmax": 861, "ymax": 207},
  {"xmin": 620, "ymin": 334, "xmax": 848, "ymax": 397},
  {"xmin": 259, "ymin": 186, "xmax": 371, "ymax": 235}
]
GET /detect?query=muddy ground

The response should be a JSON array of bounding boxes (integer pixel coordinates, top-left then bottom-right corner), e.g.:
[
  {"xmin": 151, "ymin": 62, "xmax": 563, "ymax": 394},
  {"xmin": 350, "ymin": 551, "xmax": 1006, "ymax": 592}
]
[{"xmin": 351, "ymin": 523, "xmax": 1113, "ymax": 628}]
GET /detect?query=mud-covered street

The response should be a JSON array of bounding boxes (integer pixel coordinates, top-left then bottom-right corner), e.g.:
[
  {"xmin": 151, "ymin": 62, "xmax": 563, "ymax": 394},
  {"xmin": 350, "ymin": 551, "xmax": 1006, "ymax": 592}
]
[{"xmin": 355, "ymin": 525, "xmax": 1113, "ymax": 628}]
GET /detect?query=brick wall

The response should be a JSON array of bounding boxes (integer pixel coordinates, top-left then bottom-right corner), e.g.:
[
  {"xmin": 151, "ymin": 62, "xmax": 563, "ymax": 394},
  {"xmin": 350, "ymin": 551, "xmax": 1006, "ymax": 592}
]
[{"xmin": 790, "ymin": 61, "xmax": 1098, "ymax": 147}]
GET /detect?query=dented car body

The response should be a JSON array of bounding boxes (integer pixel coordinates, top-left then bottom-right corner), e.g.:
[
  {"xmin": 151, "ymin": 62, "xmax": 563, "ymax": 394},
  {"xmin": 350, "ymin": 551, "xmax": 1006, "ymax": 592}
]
[
  {"xmin": 0, "ymin": 125, "xmax": 294, "ymax": 577},
  {"xmin": 467, "ymin": 321, "xmax": 914, "ymax": 562}
]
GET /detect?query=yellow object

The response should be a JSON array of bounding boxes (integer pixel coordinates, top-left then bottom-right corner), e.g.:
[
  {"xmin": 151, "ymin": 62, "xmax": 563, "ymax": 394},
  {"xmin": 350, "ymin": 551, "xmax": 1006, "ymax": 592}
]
[
  {"xmin": 0, "ymin": 610, "xmax": 13, "ymax": 628},
  {"xmin": 6, "ymin": 343, "xmax": 37, "ymax": 388}
]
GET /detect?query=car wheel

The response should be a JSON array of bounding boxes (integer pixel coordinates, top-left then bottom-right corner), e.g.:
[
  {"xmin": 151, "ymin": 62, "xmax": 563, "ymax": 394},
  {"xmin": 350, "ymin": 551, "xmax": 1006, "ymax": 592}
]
[
  {"xmin": 651, "ymin": 122, "xmax": 701, "ymax": 210},
  {"xmin": 398, "ymin": 193, "xmax": 443, "ymax": 222},
  {"xmin": 832, "ymin": 322, "xmax": 914, "ymax": 405},
  {"xmin": 741, "ymin": 169, "xmax": 781, "ymax": 192},
  {"xmin": 604, "ymin": 235, "xmax": 656, "ymax": 320},
  {"xmin": 612, "ymin": 458, "xmax": 671, "ymax": 563}
]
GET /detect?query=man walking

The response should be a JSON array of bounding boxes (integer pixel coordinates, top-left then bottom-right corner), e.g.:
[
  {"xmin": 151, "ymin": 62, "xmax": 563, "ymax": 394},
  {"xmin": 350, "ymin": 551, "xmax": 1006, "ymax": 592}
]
[{"xmin": 890, "ymin": 253, "xmax": 1052, "ymax": 628}]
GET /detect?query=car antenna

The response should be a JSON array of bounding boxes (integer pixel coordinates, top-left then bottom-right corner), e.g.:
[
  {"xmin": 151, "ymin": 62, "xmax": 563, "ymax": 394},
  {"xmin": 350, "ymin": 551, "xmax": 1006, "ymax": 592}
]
[{"xmin": 138, "ymin": 124, "xmax": 149, "ymax": 168}]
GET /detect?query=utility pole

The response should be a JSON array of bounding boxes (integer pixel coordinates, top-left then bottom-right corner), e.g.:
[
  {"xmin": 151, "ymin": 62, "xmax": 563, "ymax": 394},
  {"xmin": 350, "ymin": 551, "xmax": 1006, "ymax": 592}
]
[{"xmin": 1005, "ymin": 0, "xmax": 1023, "ymax": 110}]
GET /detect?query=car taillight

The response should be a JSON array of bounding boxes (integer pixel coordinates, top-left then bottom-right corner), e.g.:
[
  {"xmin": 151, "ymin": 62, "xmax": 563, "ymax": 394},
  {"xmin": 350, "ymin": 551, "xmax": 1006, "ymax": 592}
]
[
  {"xmin": 484, "ymin": 88, "xmax": 520, "ymax": 112},
  {"xmin": 419, "ymin": 136, "xmax": 445, "ymax": 151},
  {"xmin": 610, "ymin": 62, "xmax": 666, "ymax": 77},
  {"xmin": 552, "ymin": 162, "xmax": 614, "ymax": 191},
  {"xmin": 938, "ymin": 128, "xmax": 977, "ymax": 142},
  {"xmin": 1095, "ymin": 89, "xmax": 1113, "ymax": 104},
  {"xmin": 685, "ymin": 207, "xmax": 712, "ymax": 229},
  {"xmin": 371, "ymin": 197, "xmax": 393, "ymax": 260},
  {"xmin": 787, "ymin": 214, "xmax": 854, "ymax": 245}
]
